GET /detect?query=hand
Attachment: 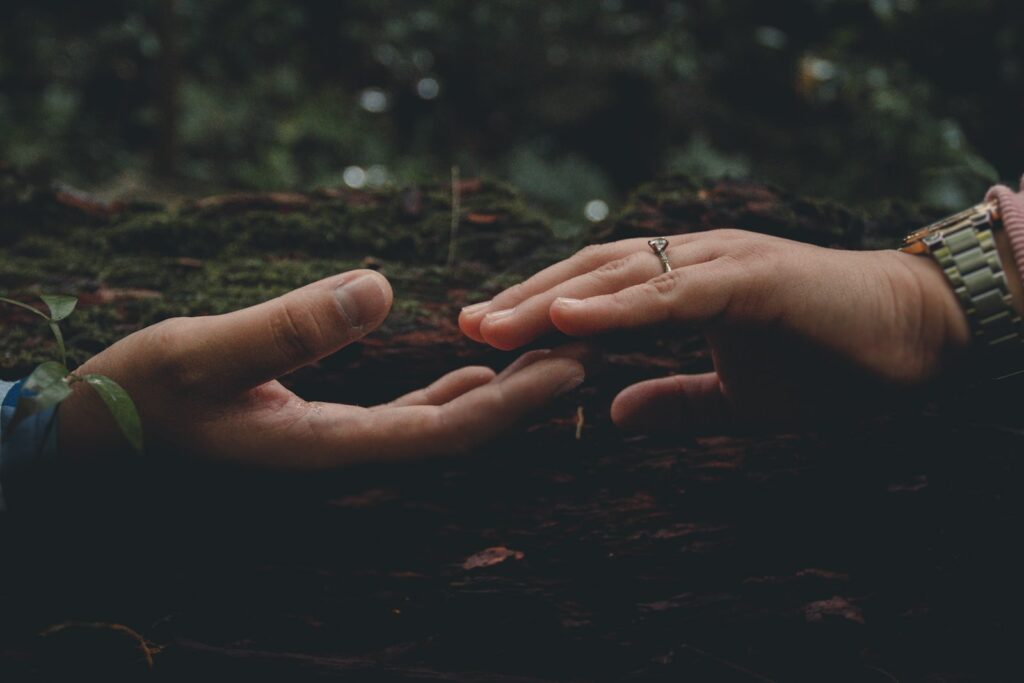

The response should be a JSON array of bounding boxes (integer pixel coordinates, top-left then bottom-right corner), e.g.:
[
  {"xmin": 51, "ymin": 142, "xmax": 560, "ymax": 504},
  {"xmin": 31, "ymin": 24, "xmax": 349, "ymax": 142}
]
[
  {"xmin": 459, "ymin": 230, "xmax": 971, "ymax": 433},
  {"xmin": 59, "ymin": 270, "xmax": 585, "ymax": 465}
]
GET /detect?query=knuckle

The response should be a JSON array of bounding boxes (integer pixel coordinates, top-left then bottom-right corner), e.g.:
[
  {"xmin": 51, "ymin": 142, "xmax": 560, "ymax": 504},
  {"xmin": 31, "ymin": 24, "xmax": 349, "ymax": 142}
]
[
  {"xmin": 492, "ymin": 281, "xmax": 528, "ymax": 309},
  {"xmin": 716, "ymin": 250, "xmax": 748, "ymax": 270},
  {"xmin": 720, "ymin": 236, "xmax": 778, "ymax": 269},
  {"xmin": 268, "ymin": 302, "xmax": 325, "ymax": 363},
  {"xmin": 574, "ymin": 243, "xmax": 609, "ymax": 265},
  {"xmin": 708, "ymin": 227, "xmax": 750, "ymax": 241},
  {"xmin": 142, "ymin": 317, "xmax": 206, "ymax": 388},
  {"xmin": 645, "ymin": 270, "xmax": 683, "ymax": 296},
  {"xmin": 500, "ymin": 282, "xmax": 526, "ymax": 303},
  {"xmin": 592, "ymin": 254, "xmax": 634, "ymax": 278}
]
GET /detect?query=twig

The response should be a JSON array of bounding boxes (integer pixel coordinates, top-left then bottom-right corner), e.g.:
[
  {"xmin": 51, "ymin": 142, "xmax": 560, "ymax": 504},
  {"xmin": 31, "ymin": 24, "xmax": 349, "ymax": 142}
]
[
  {"xmin": 575, "ymin": 406, "xmax": 585, "ymax": 440},
  {"xmin": 447, "ymin": 165, "xmax": 461, "ymax": 268},
  {"xmin": 40, "ymin": 621, "xmax": 162, "ymax": 668}
]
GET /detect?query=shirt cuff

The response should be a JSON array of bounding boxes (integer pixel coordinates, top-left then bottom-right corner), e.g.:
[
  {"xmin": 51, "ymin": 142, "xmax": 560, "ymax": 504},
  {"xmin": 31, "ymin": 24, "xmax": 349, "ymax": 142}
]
[
  {"xmin": 0, "ymin": 379, "xmax": 17, "ymax": 511},
  {"xmin": 986, "ymin": 180, "xmax": 1024, "ymax": 285},
  {"xmin": 0, "ymin": 377, "xmax": 60, "ymax": 511}
]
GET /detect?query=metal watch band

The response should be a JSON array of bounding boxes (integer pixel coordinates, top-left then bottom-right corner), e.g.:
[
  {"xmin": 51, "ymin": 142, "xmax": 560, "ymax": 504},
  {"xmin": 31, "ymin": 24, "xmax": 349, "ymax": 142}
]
[{"xmin": 904, "ymin": 202, "xmax": 1024, "ymax": 380}]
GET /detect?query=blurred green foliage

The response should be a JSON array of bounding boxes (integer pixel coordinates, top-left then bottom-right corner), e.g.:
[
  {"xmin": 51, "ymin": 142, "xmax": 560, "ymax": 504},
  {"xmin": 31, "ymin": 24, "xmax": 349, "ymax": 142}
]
[{"xmin": 1, "ymin": 0, "xmax": 1022, "ymax": 217}]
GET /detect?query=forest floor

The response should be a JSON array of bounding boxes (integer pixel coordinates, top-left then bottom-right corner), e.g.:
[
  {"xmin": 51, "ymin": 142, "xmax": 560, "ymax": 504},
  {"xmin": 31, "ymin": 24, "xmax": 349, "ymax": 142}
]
[{"xmin": 1, "ymin": 166, "xmax": 1022, "ymax": 681}]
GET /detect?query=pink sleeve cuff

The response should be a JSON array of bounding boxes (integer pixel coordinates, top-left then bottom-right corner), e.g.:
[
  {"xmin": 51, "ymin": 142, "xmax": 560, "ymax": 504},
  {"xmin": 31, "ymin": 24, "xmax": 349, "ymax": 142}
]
[{"xmin": 986, "ymin": 179, "xmax": 1024, "ymax": 282}]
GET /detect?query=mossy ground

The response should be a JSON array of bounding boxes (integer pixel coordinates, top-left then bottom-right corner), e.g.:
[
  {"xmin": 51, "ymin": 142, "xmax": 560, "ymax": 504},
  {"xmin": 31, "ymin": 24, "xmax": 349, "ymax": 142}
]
[
  {"xmin": 2, "ymin": 169, "xmax": 1021, "ymax": 683},
  {"xmin": 1, "ymin": 168, "xmax": 936, "ymax": 374},
  {"xmin": 0, "ymin": 173, "xmax": 569, "ymax": 373}
]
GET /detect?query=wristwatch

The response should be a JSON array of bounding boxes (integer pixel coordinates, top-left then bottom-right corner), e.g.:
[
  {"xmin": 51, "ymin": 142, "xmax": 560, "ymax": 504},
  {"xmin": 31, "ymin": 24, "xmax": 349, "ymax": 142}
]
[{"xmin": 901, "ymin": 201, "xmax": 1024, "ymax": 380}]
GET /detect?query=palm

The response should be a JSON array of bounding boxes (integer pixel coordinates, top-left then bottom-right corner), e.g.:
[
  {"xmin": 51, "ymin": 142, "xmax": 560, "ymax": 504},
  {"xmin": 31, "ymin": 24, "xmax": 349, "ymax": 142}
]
[{"xmin": 59, "ymin": 271, "xmax": 585, "ymax": 463}]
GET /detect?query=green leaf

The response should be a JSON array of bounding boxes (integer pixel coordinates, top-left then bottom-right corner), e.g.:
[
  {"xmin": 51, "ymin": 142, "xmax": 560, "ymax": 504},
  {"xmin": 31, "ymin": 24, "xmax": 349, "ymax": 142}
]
[
  {"xmin": 8, "ymin": 361, "xmax": 72, "ymax": 432},
  {"xmin": 39, "ymin": 294, "xmax": 78, "ymax": 321},
  {"xmin": 83, "ymin": 375, "xmax": 143, "ymax": 453}
]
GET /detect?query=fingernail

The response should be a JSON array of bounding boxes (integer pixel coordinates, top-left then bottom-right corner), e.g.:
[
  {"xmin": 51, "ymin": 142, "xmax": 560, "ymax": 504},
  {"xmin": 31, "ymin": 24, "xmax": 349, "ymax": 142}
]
[
  {"xmin": 461, "ymin": 300, "xmax": 492, "ymax": 315},
  {"xmin": 554, "ymin": 297, "xmax": 584, "ymax": 307},
  {"xmin": 335, "ymin": 274, "xmax": 385, "ymax": 329},
  {"xmin": 484, "ymin": 308, "xmax": 515, "ymax": 323},
  {"xmin": 556, "ymin": 370, "xmax": 586, "ymax": 396}
]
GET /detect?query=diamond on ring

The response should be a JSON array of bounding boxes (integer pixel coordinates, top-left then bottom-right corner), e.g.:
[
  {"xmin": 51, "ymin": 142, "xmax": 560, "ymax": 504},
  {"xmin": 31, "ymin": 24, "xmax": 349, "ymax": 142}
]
[{"xmin": 647, "ymin": 238, "xmax": 672, "ymax": 273}]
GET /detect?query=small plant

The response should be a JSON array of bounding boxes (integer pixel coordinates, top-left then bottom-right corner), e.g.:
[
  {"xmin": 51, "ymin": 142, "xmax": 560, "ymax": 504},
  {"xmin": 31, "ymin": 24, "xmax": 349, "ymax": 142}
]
[{"xmin": 0, "ymin": 294, "xmax": 142, "ymax": 452}]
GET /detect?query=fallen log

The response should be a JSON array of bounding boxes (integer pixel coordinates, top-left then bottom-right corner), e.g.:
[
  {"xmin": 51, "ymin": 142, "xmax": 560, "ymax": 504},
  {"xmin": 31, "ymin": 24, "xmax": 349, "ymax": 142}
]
[{"xmin": 1, "ymin": 167, "xmax": 1021, "ymax": 681}]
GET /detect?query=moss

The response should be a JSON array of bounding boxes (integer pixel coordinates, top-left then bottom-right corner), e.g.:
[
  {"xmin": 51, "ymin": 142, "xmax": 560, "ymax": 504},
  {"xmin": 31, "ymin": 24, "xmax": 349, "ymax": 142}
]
[
  {"xmin": 2, "ymin": 171, "xmax": 942, "ymax": 375},
  {"xmin": 0, "ymin": 174, "xmax": 571, "ymax": 373},
  {"xmin": 601, "ymin": 174, "xmax": 942, "ymax": 250}
]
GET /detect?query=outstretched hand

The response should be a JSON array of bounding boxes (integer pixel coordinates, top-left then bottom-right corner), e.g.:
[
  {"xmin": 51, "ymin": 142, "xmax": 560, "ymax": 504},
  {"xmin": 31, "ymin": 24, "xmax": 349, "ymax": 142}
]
[
  {"xmin": 460, "ymin": 230, "xmax": 972, "ymax": 433},
  {"xmin": 60, "ymin": 270, "xmax": 585, "ymax": 465}
]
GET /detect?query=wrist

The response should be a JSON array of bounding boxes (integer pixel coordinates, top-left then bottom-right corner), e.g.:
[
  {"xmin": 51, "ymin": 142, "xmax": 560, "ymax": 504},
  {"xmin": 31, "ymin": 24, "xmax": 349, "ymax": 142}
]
[
  {"xmin": 898, "ymin": 201, "xmax": 1024, "ymax": 381},
  {"xmin": 893, "ymin": 250, "xmax": 971, "ymax": 372}
]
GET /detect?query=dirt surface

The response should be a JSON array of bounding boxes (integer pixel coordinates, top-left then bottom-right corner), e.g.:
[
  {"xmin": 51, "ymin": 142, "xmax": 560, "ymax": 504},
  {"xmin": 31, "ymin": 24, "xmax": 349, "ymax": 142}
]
[{"xmin": 1, "ymin": 168, "xmax": 1022, "ymax": 681}]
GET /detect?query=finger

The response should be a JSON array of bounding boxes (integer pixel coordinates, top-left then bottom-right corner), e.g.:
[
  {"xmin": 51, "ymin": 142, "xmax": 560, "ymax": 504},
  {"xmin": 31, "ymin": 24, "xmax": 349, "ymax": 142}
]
[
  {"xmin": 194, "ymin": 270, "xmax": 393, "ymax": 391},
  {"xmin": 256, "ymin": 354, "xmax": 586, "ymax": 468},
  {"xmin": 493, "ymin": 343, "xmax": 592, "ymax": 380},
  {"xmin": 611, "ymin": 372, "xmax": 733, "ymax": 434},
  {"xmin": 478, "ymin": 242, "xmax": 721, "ymax": 350},
  {"xmin": 383, "ymin": 348, "xmax": 583, "ymax": 410},
  {"xmin": 549, "ymin": 260, "xmax": 737, "ymax": 337},
  {"xmin": 381, "ymin": 366, "xmax": 496, "ymax": 408},
  {"xmin": 458, "ymin": 231, "xmax": 745, "ymax": 342},
  {"xmin": 459, "ymin": 240, "xmax": 648, "ymax": 343}
]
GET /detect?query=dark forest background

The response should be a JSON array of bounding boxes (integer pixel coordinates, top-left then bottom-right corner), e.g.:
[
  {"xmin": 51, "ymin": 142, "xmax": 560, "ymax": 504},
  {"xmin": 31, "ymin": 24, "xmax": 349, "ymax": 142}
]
[{"xmin": 2, "ymin": 0, "xmax": 1023, "ymax": 220}]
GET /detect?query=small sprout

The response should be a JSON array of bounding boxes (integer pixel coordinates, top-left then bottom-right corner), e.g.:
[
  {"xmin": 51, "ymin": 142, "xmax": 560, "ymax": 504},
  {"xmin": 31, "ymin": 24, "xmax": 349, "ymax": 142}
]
[
  {"xmin": 1, "ymin": 294, "xmax": 143, "ymax": 453},
  {"xmin": 10, "ymin": 361, "xmax": 73, "ymax": 430},
  {"xmin": 39, "ymin": 294, "xmax": 78, "ymax": 321},
  {"xmin": 83, "ymin": 374, "xmax": 143, "ymax": 453},
  {"xmin": 447, "ymin": 165, "xmax": 461, "ymax": 268}
]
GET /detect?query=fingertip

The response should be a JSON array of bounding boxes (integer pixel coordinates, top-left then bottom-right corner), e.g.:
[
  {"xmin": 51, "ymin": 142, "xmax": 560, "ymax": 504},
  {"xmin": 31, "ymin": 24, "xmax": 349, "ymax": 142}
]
[
  {"xmin": 436, "ymin": 365, "xmax": 497, "ymax": 399},
  {"xmin": 495, "ymin": 349, "xmax": 553, "ymax": 380},
  {"xmin": 549, "ymin": 298, "xmax": 590, "ymax": 336},
  {"xmin": 459, "ymin": 365, "xmax": 498, "ymax": 384},
  {"xmin": 344, "ymin": 269, "xmax": 393, "ymax": 303},
  {"xmin": 502, "ymin": 353, "xmax": 585, "ymax": 395},
  {"xmin": 460, "ymin": 300, "xmax": 492, "ymax": 317},
  {"xmin": 610, "ymin": 386, "xmax": 645, "ymax": 432},
  {"xmin": 479, "ymin": 313, "xmax": 528, "ymax": 351},
  {"xmin": 334, "ymin": 270, "xmax": 393, "ymax": 331},
  {"xmin": 458, "ymin": 308, "xmax": 488, "ymax": 343},
  {"xmin": 549, "ymin": 341, "xmax": 593, "ymax": 363},
  {"xmin": 610, "ymin": 380, "xmax": 684, "ymax": 433},
  {"xmin": 560, "ymin": 361, "xmax": 587, "ymax": 393}
]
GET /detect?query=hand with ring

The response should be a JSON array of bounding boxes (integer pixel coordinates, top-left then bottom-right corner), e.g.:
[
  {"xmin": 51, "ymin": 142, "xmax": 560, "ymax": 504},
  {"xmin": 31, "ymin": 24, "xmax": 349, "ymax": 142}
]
[{"xmin": 460, "ymin": 230, "xmax": 973, "ymax": 433}]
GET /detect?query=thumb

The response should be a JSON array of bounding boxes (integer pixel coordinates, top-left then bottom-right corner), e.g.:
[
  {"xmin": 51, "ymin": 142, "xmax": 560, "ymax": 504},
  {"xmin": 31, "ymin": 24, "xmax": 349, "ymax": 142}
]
[
  {"xmin": 197, "ymin": 270, "xmax": 392, "ymax": 390},
  {"xmin": 610, "ymin": 372, "xmax": 733, "ymax": 434}
]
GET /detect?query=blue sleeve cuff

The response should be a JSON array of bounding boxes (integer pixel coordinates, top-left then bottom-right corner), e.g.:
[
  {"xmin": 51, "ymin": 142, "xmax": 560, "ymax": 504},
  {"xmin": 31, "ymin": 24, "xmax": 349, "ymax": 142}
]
[
  {"xmin": 0, "ymin": 377, "xmax": 60, "ymax": 511},
  {"xmin": 0, "ymin": 379, "xmax": 12, "ymax": 511}
]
